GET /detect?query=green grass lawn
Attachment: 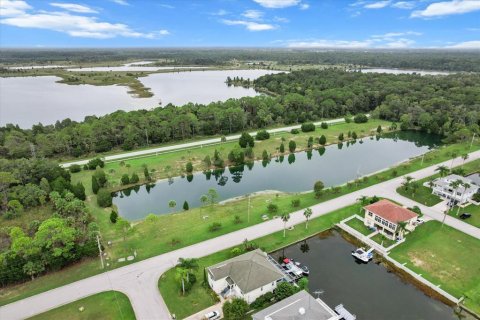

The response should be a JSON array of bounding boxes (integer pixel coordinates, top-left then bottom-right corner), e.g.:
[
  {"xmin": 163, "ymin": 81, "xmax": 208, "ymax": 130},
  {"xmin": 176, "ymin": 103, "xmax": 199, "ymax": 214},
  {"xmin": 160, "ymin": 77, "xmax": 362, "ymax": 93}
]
[
  {"xmin": 448, "ymin": 203, "xmax": 480, "ymax": 228},
  {"xmin": 158, "ymin": 203, "xmax": 361, "ymax": 319},
  {"xmin": 371, "ymin": 233, "xmax": 396, "ymax": 248},
  {"xmin": 28, "ymin": 291, "xmax": 135, "ymax": 320},
  {"xmin": 390, "ymin": 221, "xmax": 480, "ymax": 314},
  {"xmin": 396, "ymin": 185, "xmax": 442, "ymax": 207},
  {"xmin": 3, "ymin": 140, "xmax": 480, "ymax": 307},
  {"xmin": 345, "ymin": 216, "xmax": 372, "ymax": 236}
]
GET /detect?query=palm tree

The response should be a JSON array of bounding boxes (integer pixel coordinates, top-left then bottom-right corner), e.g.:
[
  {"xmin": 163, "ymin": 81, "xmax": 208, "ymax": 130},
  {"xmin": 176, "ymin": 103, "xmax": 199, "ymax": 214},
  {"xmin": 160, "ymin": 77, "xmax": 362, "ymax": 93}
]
[
  {"xmin": 178, "ymin": 258, "xmax": 199, "ymax": 282},
  {"xmin": 457, "ymin": 182, "xmax": 471, "ymax": 215},
  {"xmin": 428, "ymin": 180, "xmax": 435, "ymax": 189},
  {"xmin": 462, "ymin": 153, "xmax": 469, "ymax": 167},
  {"xmin": 402, "ymin": 176, "xmax": 414, "ymax": 190},
  {"xmin": 397, "ymin": 221, "xmax": 408, "ymax": 239},
  {"xmin": 175, "ymin": 267, "xmax": 188, "ymax": 295},
  {"xmin": 435, "ymin": 165, "xmax": 450, "ymax": 178},
  {"xmin": 357, "ymin": 195, "xmax": 369, "ymax": 206},
  {"xmin": 411, "ymin": 181, "xmax": 420, "ymax": 196},
  {"xmin": 281, "ymin": 213, "xmax": 290, "ymax": 238},
  {"xmin": 303, "ymin": 208, "xmax": 312, "ymax": 229},
  {"xmin": 450, "ymin": 151, "xmax": 458, "ymax": 169},
  {"xmin": 449, "ymin": 179, "xmax": 462, "ymax": 206},
  {"xmin": 168, "ymin": 200, "xmax": 176, "ymax": 212}
]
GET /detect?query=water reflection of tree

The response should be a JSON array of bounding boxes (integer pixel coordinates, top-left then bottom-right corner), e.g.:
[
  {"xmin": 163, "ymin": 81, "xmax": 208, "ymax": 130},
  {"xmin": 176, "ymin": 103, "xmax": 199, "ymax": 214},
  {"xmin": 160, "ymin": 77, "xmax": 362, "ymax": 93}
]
[
  {"xmin": 288, "ymin": 153, "xmax": 296, "ymax": 164},
  {"xmin": 203, "ymin": 170, "xmax": 212, "ymax": 180},
  {"xmin": 262, "ymin": 159, "xmax": 270, "ymax": 167},
  {"xmin": 186, "ymin": 174, "xmax": 193, "ymax": 182},
  {"xmin": 337, "ymin": 142, "xmax": 343, "ymax": 150},
  {"xmin": 218, "ymin": 176, "xmax": 228, "ymax": 186},
  {"xmin": 318, "ymin": 147, "xmax": 326, "ymax": 156},
  {"xmin": 246, "ymin": 161, "xmax": 254, "ymax": 170},
  {"xmin": 300, "ymin": 240, "xmax": 310, "ymax": 253},
  {"xmin": 306, "ymin": 150, "xmax": 312, "ymax": 160}
]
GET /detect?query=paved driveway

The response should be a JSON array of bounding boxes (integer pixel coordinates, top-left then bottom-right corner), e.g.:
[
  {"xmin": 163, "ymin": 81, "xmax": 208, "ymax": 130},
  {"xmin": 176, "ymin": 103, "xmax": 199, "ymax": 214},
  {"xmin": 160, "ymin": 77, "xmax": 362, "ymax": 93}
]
[{"xmin": 2, "ymin": 150, "xmax": 480, "ymax": 320}]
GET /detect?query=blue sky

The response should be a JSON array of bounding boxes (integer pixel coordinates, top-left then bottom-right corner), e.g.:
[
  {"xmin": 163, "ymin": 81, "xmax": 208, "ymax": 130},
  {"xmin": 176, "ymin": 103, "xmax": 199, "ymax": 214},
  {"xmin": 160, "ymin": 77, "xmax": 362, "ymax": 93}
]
[{"xmin": 0, "ymin": 0, "xmax": 479, "ymax": 48}]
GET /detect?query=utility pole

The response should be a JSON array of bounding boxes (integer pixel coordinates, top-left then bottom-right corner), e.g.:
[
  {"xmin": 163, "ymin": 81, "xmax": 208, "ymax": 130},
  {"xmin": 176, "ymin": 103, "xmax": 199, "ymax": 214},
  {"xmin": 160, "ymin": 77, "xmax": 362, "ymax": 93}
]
[
  {"xmin": 421, "ymin": 153, "xmax": 425, "ymax": 166},
  {"xmin": 145, "ymin": 129, "xmax": 149, "ymax": 146},
  {"xmin": 470, "ymin": 133, "xmax": 476, "ymax": 149},
  {"xmin": 96, "ymin": 235, "xmax": 104, "ymax": 269}
]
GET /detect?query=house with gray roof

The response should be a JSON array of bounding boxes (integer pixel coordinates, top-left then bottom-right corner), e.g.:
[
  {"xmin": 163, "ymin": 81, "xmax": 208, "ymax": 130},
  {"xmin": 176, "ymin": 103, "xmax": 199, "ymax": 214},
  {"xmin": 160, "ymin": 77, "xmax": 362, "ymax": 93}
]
[
  {"xmin": 252, "ymin": 290, "xmax": 341, "ymax": 320},
  {"xmin": 206, "ymin": 249, "xmax": 285, "ymax": 303}
]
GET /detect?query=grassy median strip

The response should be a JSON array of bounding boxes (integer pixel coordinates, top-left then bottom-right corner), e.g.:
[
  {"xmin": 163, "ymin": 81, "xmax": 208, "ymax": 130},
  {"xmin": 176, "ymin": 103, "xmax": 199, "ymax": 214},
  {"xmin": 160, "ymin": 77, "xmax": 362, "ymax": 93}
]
[
  {"xmin": 390, "ymin": 221, "xmax": 480, "ymax": 314},
  {"xmin": 158, "ymin": 204, "xmax": 358, "ymax": 319},
  {"xmin": 28, "ymin": 291, "xmax": 135, "ymax": 320}
]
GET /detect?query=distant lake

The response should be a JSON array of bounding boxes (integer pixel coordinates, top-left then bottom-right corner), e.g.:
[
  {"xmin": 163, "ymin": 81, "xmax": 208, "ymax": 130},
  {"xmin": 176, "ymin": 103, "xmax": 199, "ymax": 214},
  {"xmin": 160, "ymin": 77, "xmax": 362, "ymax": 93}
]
[
  {"xmin": 113, "ymin": 131, "xmax": 441, "ymax": 220},
  {"xmin": 0, "ymin": 69, "xmax": 280, "ymax": 127},
  {"xmin": 359, "ymin": 68, "xmax": 451, "ymax": 75}
]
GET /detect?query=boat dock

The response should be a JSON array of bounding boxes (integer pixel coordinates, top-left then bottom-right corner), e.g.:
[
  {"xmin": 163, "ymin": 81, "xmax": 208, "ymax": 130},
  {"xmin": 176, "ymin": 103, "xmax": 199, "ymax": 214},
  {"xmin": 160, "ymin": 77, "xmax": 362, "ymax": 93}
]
[
  {"xmin": 335, "ymin": 304, "xmax": 356, "ymax": 320},
  {"xmin": 267, "ymin": 255, "xmax": 297, "ymax": 283}
]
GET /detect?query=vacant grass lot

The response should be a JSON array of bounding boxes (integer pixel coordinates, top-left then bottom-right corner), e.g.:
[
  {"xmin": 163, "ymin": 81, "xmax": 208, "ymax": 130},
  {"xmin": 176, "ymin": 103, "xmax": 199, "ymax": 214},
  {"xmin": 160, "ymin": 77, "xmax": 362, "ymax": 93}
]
[
  {"xmin": 3, "ymin": 140, "xmax": 479, "ymax": 307},
  {"xmin": 390, "ymin": 221, "xmax": 480, "ymax": 314},
  {"xmin": 396, "ymin": 185, "xmax": 443, "ymax": 207},
  {"xmin": 158, "ymin": 204, "xmax": 358, "ymax": 319},
  {"xmin": 448, "ymin": 204, "xmax": 480, "ymax": 229},
  {"xmin": 28, "ymin": 291, "xmax": 135, "ymax": 320}
]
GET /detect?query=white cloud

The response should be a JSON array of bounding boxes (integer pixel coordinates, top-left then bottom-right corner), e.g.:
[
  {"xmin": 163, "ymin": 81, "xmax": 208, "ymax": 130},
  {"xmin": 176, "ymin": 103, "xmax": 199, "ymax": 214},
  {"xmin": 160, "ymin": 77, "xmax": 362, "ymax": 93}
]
[
  {"xmin": 50, "ymin": 3, "xmax": 98, "ymax": 14},
  {"xmin": 0, "ymin": 0, "xmax": 32, "ymax": 16},
  {"xmin": 391, "ymin": 1, "xmax": 416, "ymax": 9},
  {"xmin": 287, "ymin": 39, "xmax": 374, "ymax": 48},
  {"xmin": 446, "ymin": 40, "xmax": 480, "ymax": 48},
  {"xmin": 242, "ymin": 9, "xmax": 264, "ymax": 20},
  {"xmin": 0, "ymin": 1, "xmax": 169, "ymax": 39},
  {"xmin": 222, "ymin": 19, "xmax": 276, "ymax": 31},
  {"xmin": 110, "ymin": 0, "xmax": 129, "ymax": 5},
  {"xmin": 364, "ymin": 1, "xmax": 391, "ymax": 9},
  {"xmin": 253, "ymin": 0, "xmax": 301, "ymax": 8},
  {"xmin": 300, "ymin": 3, "xmax": 310, "ymax": 10},
  {"xmin": 274, "ymin": 16, "xmax": 289, "ymax": 22},
  {"xmin": 158, "ymin": 4, "xmax": 174, "ymax": 9},
  {"xmin": 411, "ymin": 0, "xmax": 480, "ymax": 18},
  {"xmin": 284, "ymin": 31, "xmax": 420, "ymax": 48},
  {"xmin": 212, "ymin": 9, "xmax": 228, "ymax": 16}
]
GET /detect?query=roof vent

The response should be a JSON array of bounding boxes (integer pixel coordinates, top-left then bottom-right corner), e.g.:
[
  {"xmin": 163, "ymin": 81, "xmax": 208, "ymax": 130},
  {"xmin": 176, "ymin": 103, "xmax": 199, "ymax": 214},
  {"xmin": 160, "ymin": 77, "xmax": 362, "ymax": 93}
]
[{"xmin": 299, "ymin": 307, "xmax": 306, "ymax": 315}]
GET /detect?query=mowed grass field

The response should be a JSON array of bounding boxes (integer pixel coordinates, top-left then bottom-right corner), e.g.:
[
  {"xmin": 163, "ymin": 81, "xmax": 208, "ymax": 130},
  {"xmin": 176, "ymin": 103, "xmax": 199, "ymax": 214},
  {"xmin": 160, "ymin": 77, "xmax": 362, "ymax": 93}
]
[
  {"xmin": 28, "ymin": 291, "xmax": 135, "ymax": 320},
  {"xmin": 390, "ymin": 221, "xmax": 480, "ymax": 314}
]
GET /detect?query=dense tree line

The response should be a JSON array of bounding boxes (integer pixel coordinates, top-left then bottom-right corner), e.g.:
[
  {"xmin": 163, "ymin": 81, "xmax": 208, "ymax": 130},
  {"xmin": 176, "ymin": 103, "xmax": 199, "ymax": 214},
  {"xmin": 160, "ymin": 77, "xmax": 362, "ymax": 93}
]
[
  {"xmin": 255, "ymin": 69, "xmax": 480, "ymax": 141},
  {"xmin": 0, "ymin": 158, "xmax": 96, "ymax": 286},
  {"xmin": 1, "ymin": 48, "xmax": 479, "ymax": 72}
]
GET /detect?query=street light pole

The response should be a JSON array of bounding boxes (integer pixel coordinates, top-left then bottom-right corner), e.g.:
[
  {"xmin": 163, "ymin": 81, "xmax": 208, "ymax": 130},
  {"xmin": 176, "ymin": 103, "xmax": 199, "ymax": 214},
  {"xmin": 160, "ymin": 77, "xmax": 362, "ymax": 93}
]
[{"xmin": 470, "ymin": 133, "xmax": 476, "ymax": 149}]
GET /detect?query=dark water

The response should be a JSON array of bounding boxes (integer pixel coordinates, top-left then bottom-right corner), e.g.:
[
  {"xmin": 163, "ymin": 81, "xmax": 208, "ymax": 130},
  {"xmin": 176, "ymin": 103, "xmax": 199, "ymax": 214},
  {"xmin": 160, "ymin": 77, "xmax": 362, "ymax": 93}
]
[
  {"xmin": 271, "ymin": 231, "xmax": 456, "ymax": 320},
  {"xmin": 113, "ymin": 131, "xmax": 441, "ymax": 220}
]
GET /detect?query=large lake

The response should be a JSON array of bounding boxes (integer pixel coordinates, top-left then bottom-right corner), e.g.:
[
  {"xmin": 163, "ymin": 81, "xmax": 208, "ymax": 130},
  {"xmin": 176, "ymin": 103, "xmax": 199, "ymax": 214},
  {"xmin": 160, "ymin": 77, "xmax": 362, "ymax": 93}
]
[
  {"xmin": 271, "ymin": 231, "xmax": 456, "ymax": 319},
  {"xmin": 0, "ymin": 69, "xmax": 280, "ymax": 127},
  {"xmin": 113, "ymin": 132, "xmax": 441, "ymax": 220}
]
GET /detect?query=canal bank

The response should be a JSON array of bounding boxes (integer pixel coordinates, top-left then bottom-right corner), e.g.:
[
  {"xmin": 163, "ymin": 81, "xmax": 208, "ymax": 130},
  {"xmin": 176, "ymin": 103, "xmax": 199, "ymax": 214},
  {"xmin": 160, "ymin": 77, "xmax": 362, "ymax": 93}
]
[{"xmin": 270, "ymin": 229, "xmax": 467, "ymax": 320}]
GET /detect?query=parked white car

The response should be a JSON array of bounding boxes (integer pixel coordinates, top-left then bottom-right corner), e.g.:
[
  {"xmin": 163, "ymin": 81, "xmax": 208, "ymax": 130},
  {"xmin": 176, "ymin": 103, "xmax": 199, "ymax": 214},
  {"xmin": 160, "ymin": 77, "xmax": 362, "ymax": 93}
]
[{"xmin": 204, "ymin": 310, "xmax": 221, "ymax": 320}]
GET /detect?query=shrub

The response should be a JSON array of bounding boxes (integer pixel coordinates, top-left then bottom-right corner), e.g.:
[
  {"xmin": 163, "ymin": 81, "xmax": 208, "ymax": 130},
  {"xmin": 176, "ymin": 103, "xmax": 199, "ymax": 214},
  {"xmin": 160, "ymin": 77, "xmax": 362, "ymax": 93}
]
[
  {"xmin": 338, "ymin": 133, "xmax": 344, "ymax": 141},
  {"xmin": 352, "ymin": 131, "xmax": 358, "ymax": 139},
  {"xmin": 301, "ymin": 122, "xmax": 315, "ymax": 132},
  {"xmin": 233, "ymin": 215, "xmax": 242, "ymax": 224},
  {"xmin": 121, "ymin": 174, "xmax": 130, "ymax": 185},
  {"xmin": 314, "ymin": 180, "xmax": 324, "ymax": 198},
  {"xmin": 72, "ymin": 182, "xmax": 86, "ymax": 200},
  {"xmin": 209, "ymin": 222, "xmax": 222, "ymax": 232},
  {"xmin": 279, "ymin": 143, "xmax": 285, "ymax": 153},
  {"xmin": 267, "ymin": 203, "xmax": 278, "ymax": 213},
  {"xmin": 239, "ymin": 132, "xmax": 254, "ymax": 148},
  {"xmin": 291, "ymin": 199, "xmax": 301, "ymax": 208},
  {"xmin": 223, "ymin": 298, "xmax": 249, "ymax": 320},
  {"xmin": 185, "ymin": 162, "xmax": 193, "ymax": 173},
  {"xmin": 110, "ymin": 210, "xmax": 118, "ymax": 223},
  {"xmin": 290, "ymin": 128, "xmax": 300, "ymax": 134},
  {"xmin": 256, "ymin": 129, "xmax": 270, "ymax": 140},
  {"xmin": 473, "ymin": 192, "xmax": 480, "ymax": 202},
  {"xmin": 345, "ymin": 116, "xmax": 352, "ymax": 123},
  {"xmin": 274, "ymin": 282, "xmax": 297, "ymax": 301},
  {"xmin": 183, "ymin": 201, "xmax": 189, "ymax": 211},
  {"xmin": 262, "ymin": 150, "xmax": 269, "ymax": 161},
  {"xmin": 231, "ymin": 247, "xmax": 242, "ymax": 257},
  {"xmin": 320, "ymin": 122, "xmax": 328, "ymax": 129},
  {"xmin": 87, "ymin": 157, "xmax": 104, "ymax": 170},
  {"xmin": 97, "ymin": 188, "xmax": 112, "ymax": 207},
  {"xmin": 319, "ymin": 135, "xmax": 326, "ymax": 146},
  {"xmin": 69, "ymin": 164, "xmax": 81, "ymax": 173},
  {"xmin": 251, "ymin": 292, "xmax": 274, "ymax": 309},
  {"xmin": 288, "ymin": 140, "xmax": 296, "ymax": 152},
  {"xmin": 354, "ymin": 113, "xmax": 368, "ymax": 123},
  {"xmin": 130, "ymin": 173, "xmax": 139, "ymax": 184}
]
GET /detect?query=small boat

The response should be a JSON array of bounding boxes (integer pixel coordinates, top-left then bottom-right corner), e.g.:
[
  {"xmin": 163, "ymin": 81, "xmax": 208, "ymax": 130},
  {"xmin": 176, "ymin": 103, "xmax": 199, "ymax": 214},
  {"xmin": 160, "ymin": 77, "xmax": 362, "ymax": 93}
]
[
  {"xmin": 282, "ymin": 258, "xmax": 304, "ymax": 277},
  {"xmin": 351, "ymin": 247, "xmax": 374, "ymax": 263},
  {"xmin": 301, "ymin": 265, "xmax": 309, "ymax": 276}
]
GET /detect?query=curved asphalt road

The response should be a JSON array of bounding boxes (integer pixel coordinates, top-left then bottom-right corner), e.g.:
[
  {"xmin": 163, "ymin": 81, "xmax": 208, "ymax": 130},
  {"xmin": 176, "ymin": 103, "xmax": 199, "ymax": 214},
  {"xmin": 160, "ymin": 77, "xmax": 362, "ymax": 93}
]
[{"xmin": 2, "ymin": 151, "xmax": 480, "ymax": 320}]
